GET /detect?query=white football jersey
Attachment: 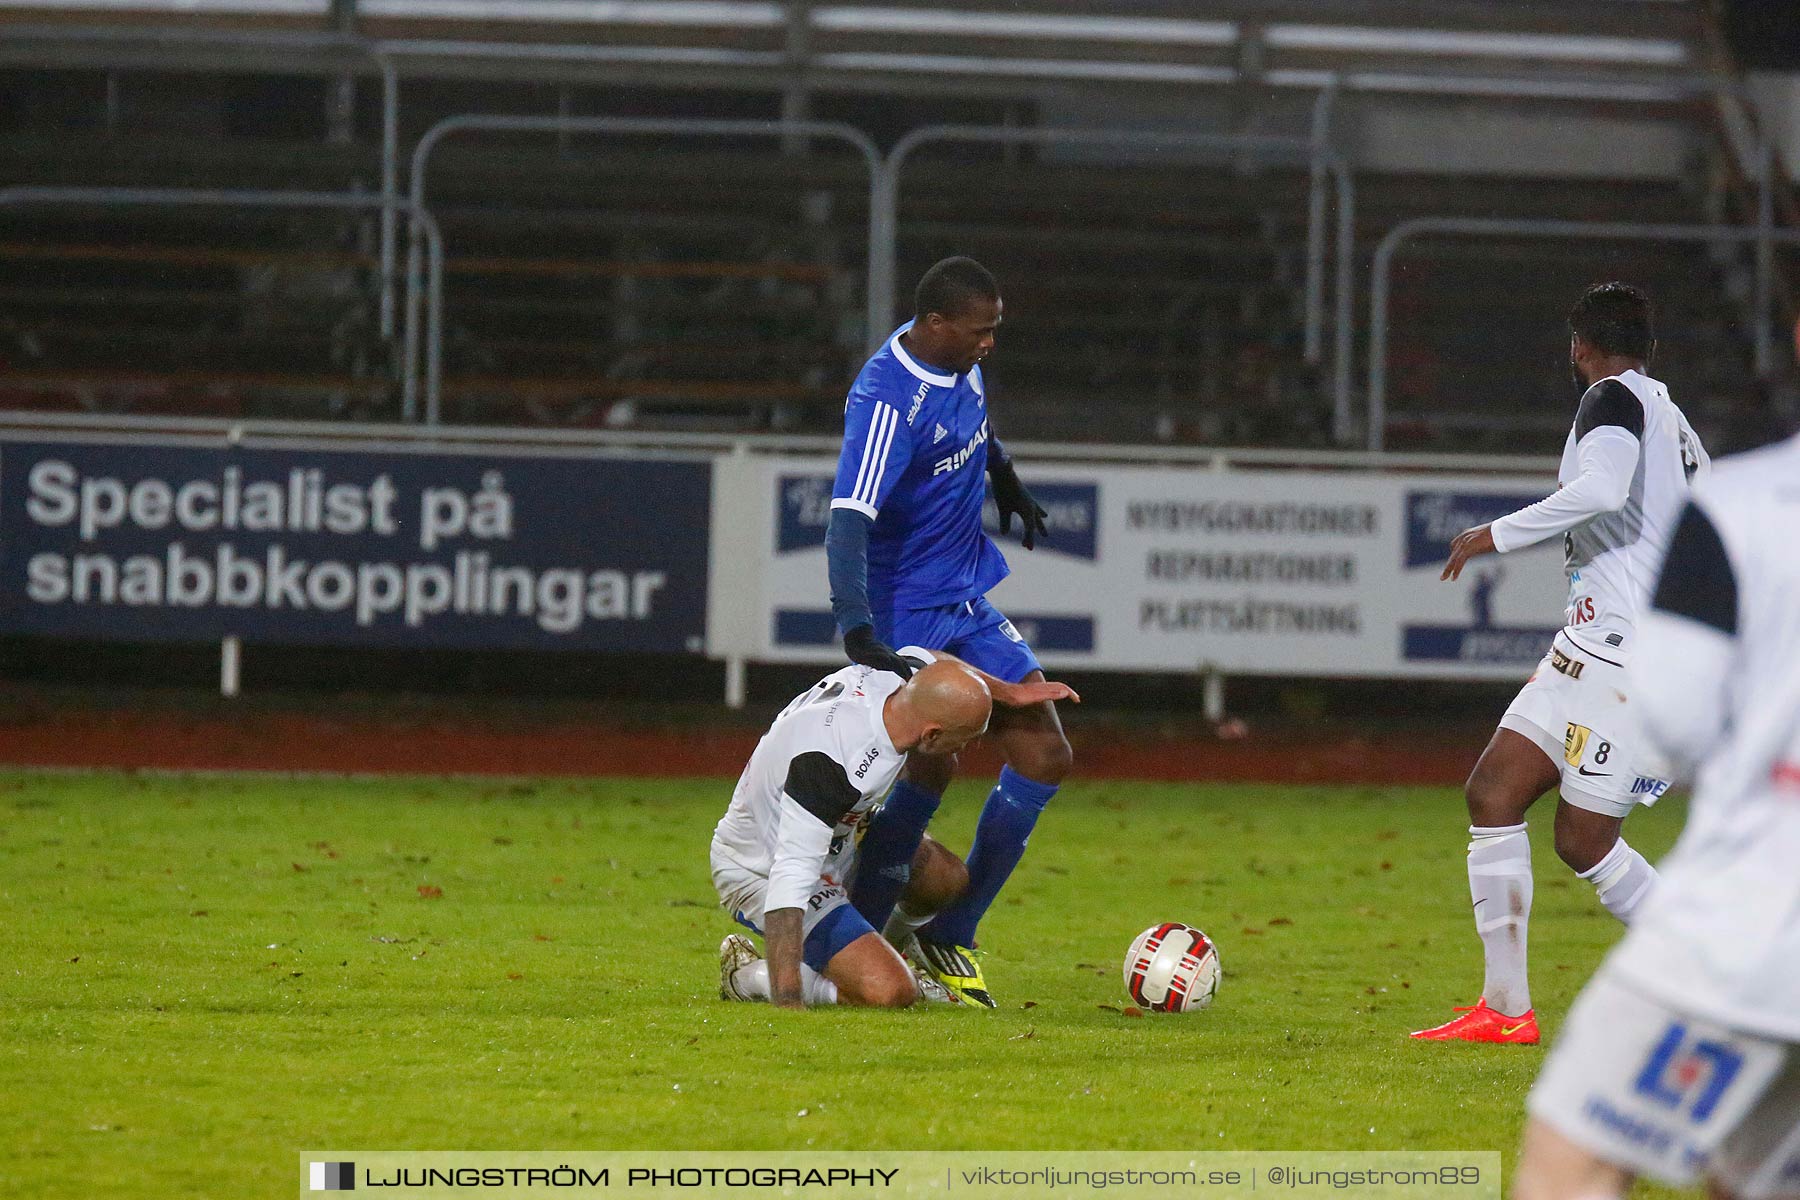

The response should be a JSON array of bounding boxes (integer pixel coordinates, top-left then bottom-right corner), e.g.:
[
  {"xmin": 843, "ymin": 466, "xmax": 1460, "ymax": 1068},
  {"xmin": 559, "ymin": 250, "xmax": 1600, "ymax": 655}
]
[
  {"xmin": 709, "ymin": 649, "xmax": 930, "ymax": 914},
  {"xmin": 1613, "ymin": 434, "xmax": 1800, "ymax": 1040},
  {"xmin": 1492, "ymin": 369, "xmax": 1707, "ymax": 652}
]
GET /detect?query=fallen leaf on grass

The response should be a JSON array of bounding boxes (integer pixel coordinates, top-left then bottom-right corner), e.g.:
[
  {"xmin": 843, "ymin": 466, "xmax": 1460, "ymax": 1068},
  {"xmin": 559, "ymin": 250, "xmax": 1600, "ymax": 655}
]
[
  {"xmin": 1020, "ymin": 1001, "xmax": 1038, "ymax": 1009},
  {"xmin": 506, "ymin": 973, "xmax": 523, "ymax": 981},
  {"xmin": 417, "ymin": 885, "xmax": 443, "ymax": 900},
  {"xmin": 190, "ymin": 910, "xmax": 209, "ymax": 918},
  {"xmin": 1268, "ymin": 917, "xmax": 1293, "ymax": 926},
  {"xmin": 1096, "ymin": 1004, "xmax": 1120, "ymax": 1013},
  {"xmin": 665, "ymin": 899, "xmax": 708, "ymax": 908},
  {"xmin": 1121, "ymin": 1007, "xmax": 1145, "ymax": 1018},
  {"xmin": 292, "ymin": 863, "xmax": 308, "ymax": 873},
  {"xmin": 532, "ymin": 934, "xmax": 553, "ymax": 942},
  {"xmin": 1009, "ymin": 1027, "xmax": 1036, "ymax": 1041}
]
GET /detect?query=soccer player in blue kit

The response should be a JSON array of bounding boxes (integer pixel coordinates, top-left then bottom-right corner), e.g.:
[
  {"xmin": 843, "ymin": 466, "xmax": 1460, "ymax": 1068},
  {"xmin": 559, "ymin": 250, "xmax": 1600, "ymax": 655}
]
[{"xmin": 824, "ymin": 256, "xmax": 1072, "ymax": 1007}]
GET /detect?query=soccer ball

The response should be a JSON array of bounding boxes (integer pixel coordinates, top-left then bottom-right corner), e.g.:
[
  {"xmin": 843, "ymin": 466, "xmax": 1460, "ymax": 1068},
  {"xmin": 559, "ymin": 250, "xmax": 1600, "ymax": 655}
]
[{"xmin": 1123, "ymin": 922, "xmax": 1220, "ymax": 1013}]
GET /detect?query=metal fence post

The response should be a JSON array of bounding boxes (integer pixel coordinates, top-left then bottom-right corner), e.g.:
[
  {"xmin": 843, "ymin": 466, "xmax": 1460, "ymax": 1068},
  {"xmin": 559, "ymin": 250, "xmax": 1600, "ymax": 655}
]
[
  {"xmin": 1368, "ymin": 217, "xmax": 1800, "ymax": 451},
  {"xmin": 885, "ymin": 124, "xmax": 1353, "ymax": 435},
  {"xmin": 0, "ymin": 186, "xmax": 441, "ymax": 423},
  {"xmin": 404, "ymin": 115, "xmax": 883, "ymax": 423}
]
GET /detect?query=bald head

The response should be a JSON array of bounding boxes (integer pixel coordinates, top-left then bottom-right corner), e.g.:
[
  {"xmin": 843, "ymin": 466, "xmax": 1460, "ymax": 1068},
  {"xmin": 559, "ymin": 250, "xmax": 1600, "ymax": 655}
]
[
  {"xmin": 908, "ymin": 661, "xmax": 992, "ymax": 733},
  {"xmin": 886, "ymin": 660, "xmax": 992, "ymax": 755}
]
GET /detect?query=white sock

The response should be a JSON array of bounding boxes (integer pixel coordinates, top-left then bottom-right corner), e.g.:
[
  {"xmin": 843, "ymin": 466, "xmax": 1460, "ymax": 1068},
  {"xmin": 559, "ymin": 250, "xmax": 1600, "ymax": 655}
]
[
  {"xmin": 729, "ymin": 960, "xmax": 840, "ymax": 1006},
  {"xmin": 1468, "ymin": 823, "xmax": 1533, "ymax": 1016},
  {"xmin": 882, "ymin": 903, "xmax": 932, "ymax": 948},
  {"xmin": 1579, "ymin": 839, "xmax": 1658, "ymax": 925}
]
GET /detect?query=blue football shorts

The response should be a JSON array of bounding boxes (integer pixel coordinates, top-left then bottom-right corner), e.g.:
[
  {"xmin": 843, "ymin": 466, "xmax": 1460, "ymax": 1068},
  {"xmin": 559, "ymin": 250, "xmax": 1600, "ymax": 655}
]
[{"xmin": 879, "ymin": 595, "xmax": 1041, "ymax": 684}]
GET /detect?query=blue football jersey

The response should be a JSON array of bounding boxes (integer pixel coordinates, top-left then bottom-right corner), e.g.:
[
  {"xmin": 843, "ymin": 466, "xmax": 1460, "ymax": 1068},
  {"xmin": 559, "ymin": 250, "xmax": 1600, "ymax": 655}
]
[{"xmin": 830, "ymin": 323, "xmax": 1009, "ymax": 611}]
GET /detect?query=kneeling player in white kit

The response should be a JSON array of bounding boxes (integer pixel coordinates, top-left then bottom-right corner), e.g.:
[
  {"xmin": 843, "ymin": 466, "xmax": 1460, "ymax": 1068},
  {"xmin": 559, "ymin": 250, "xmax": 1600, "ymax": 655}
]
[
  {"xmin": 1415, "ymin": 283, "xmax": 1709, "ymax": 1043},
  {"xmin": 710, "ymin": 650, "xmax": 1076, "ymax": 1009},
  {"xmin": 1517, "ymin": 432, "xmax": 1800, "ymax": 1200}
]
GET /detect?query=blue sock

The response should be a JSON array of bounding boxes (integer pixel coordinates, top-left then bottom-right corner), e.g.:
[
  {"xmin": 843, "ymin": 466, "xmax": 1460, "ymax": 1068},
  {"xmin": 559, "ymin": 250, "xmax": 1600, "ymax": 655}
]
[
  {"xmin": 848, "ymin": 779, "xmax": 942, "ymax": 932},
  {"xmin": 923, "ymin": 766, "xmax": 1058, "ymax": 948}
]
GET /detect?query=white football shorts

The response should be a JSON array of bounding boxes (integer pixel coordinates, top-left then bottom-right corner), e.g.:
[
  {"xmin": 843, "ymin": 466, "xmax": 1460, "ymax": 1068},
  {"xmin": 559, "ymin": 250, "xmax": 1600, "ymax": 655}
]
[
  {"xmin": 1528, "ymin": 968, "xmax": 1800, "ymax": 1199},
  {"xmin": 1500, "ymin": 631, "xmax": 1675, "ymax": 818},
  {"xmin": 709, "ymin": 839, "xmax": 852, "ymax": 943}
]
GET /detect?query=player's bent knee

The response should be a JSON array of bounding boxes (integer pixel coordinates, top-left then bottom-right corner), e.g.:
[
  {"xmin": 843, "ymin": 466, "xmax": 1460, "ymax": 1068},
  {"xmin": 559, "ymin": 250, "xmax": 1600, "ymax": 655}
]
[
  {"xmin": 903, "ymin": 838, "xmax": 969, "ymax": 914},
  {"xmin": 1553, "ymin": 813, "xmax": 1617, "ymax": 874},
  {"xmin": 840, "ymin": 962, "xmax": 920, "ymax": 1008},
  {"xmin": 827, "ymin": 932, "xmax": 921, "ymax": 1008},
  {"xmin": 864, "ymin": 973, "xmax": 922, "ymax": 1009},
  {"xmin": 1465, "ymin": 772, "xmax": 1524, "ymax": 828},
  {"xmin": 1013, "ymin": 732, "xmax": 1073, "ymax": 785},
  {"xmin": 902, "ymin": 753, "xmax": 955, "ymax": 794}
]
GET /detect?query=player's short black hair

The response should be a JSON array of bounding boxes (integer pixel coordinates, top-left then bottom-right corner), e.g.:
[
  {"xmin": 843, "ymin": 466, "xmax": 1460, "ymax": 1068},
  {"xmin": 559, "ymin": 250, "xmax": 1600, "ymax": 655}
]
[
  {"xmin": 1568, "ymin": 282, "xmax": 1654, "ymax": 360},
  {"xmin": 914, "ymin": 256, "xmax": 999, "ymax": 321}
]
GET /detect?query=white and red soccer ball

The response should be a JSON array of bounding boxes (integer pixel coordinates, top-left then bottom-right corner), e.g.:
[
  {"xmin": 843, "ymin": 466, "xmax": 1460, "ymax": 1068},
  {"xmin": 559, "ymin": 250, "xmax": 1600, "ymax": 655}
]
[{"xmin": 1123, "ymin": 922, "xmax": 1220, "ymax": 1013}]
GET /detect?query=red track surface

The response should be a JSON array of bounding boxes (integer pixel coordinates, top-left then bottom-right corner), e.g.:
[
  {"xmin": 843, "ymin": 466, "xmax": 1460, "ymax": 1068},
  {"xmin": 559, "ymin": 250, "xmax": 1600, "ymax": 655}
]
[{"xmin": 0, "ymin": 699, "xmax": 1481, "ymax": 785}]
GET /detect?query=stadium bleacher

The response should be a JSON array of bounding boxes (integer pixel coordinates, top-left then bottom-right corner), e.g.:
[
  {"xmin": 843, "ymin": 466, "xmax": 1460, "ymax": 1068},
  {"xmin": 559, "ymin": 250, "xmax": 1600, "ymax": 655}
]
[{"xmin": 0, "ymin": 0, "xmax": 1793, "ymax": 450}]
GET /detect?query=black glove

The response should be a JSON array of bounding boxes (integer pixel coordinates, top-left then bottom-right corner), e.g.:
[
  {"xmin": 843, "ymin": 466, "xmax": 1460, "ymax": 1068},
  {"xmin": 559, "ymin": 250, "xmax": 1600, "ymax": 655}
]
[
  {"xmin": 843, "ymin": 624, "xmax": 914, "ymax": 679},
  {"xmin": 989, "ymin": 458, "xmax": 1049, "ymax": 550}
]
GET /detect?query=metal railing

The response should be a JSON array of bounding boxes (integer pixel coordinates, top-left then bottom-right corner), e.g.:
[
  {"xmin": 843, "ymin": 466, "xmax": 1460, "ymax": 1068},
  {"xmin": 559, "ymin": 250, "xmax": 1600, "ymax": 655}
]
[
  {"xmin": 1367, "ymin": 216, "xmax": 1800, "ymax": 451},
  {"xmin": 875, "ymin": 123, "xmax": 1356, "ymax": 440},
  {"xmin": 0, "ymin": 25, "xmax": 402, "ymax": 341},
  {"xmin": 0, "ymin": 186, "xmax": 443, "ymax": 422},
  {"xmin": 401, "ymin": 114, "xmax": 884, "ymax": 428},
  {"xmin": 8, "ymin": 22, "xmax": 1795, "ymax": 449}
]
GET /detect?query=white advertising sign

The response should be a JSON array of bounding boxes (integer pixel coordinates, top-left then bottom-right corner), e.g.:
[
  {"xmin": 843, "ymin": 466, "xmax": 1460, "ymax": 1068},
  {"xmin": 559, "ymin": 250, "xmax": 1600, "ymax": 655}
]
[{"xmin": 742, "ymin": 457, "xmax": 1566, "ymax": 681}]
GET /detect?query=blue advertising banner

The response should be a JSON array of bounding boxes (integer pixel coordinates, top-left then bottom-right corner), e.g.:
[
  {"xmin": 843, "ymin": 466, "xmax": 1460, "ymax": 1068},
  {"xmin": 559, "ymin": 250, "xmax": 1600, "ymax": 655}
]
[
  {"xmin": 769, "ymin": 468, "xmax": 1100, "ymax": 655},
  {"xmin": 1400, "ymin": 489, "xmax": 1562, "ymax": 666},
  {"xmin": 0, "ymin": 438, "xmax": 711, "ymax": 652}
]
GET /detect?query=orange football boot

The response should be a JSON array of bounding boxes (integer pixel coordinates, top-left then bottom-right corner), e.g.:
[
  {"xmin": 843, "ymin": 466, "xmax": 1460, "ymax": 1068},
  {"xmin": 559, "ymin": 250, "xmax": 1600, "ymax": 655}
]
[{"xmin": 1410, "ymin": 999, "xmax": 1539, "ymax": 1044}]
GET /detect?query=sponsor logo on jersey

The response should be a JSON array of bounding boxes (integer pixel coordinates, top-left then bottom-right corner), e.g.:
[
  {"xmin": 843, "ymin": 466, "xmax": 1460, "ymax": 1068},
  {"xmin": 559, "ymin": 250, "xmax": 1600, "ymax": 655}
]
[
  {"xmin": 807, "ymin": 882, "xmax": 847, "ymax": 911},
  {"xmin": 1570, "ymin": 597, "xmax": 1598, "ymax": 625},
  {"xmin": 932, "ymin": 421, "xmax": 989, "ymax": 476},
  {"xmin": 1564, "ymin": 723, "xmax": 1592, "ymax": 768},
  {"xmin": 1632, "ymin": 1021, "xmax": 1744, "ymax": 1122},
  {"xmin": 853, "ymin": 746, "xmax": 880, "ymax": 780},
  {"xmin": 933, "ymin": 423, "xmax": 948, "ymax": 444},
  {"xmin": 1551, "ymin": 647, "xmax": 1585, "ymax": 679},
  {"xmin": 997, "ymin": 619, "xmax": 1024, "ymax": 644},
  {"xmin": 1630, "ymin": 776, "xmax": 1670, "ymax": 797},
  {"xmin": 905, "ymin": 382, "xmax": 929, "ymax": 426}
]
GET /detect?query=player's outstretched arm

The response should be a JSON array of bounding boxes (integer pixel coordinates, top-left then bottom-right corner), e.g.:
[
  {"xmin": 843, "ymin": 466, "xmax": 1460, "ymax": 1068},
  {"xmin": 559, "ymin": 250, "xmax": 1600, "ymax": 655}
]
[
  {"xmin": 762, "ymin": 908, "xmax": 806, "ymax": 1009},
  {"xmin": 825, "ymin": 508, "xmax": 913, "ymax": 679},
  {"xmin": 1464, "ymin": 381, "xmax": 1640, "ymax": 571},
  {"xmin": 763, "ymin": 754, "xmax": 860, "ymax": 1009},
  {"xmin": 909, "ymin": 646, "xmax": 1079, "ymax": 708}
]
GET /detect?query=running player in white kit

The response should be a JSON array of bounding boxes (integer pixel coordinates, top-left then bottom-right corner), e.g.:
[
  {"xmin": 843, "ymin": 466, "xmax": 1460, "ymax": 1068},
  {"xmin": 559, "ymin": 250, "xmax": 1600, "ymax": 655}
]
[
  {"xmin": 1413, "ymin": 283, "xmax": 1709, "ymax": 1044},
  {"xmin": 1517, "ymin": 432, "xmax": 1800, "ymax": 1200},
  {"xmin": 710, "ymin": 649, "xmax": 1076, "ymax": 1009}
]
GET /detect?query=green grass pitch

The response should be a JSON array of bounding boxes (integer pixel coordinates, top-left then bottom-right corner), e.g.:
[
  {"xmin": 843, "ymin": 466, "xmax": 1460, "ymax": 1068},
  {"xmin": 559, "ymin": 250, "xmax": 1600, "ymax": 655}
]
[{"xmin": 0, "ymin": 770, "xmax": 1689, "ymax": 1198}]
